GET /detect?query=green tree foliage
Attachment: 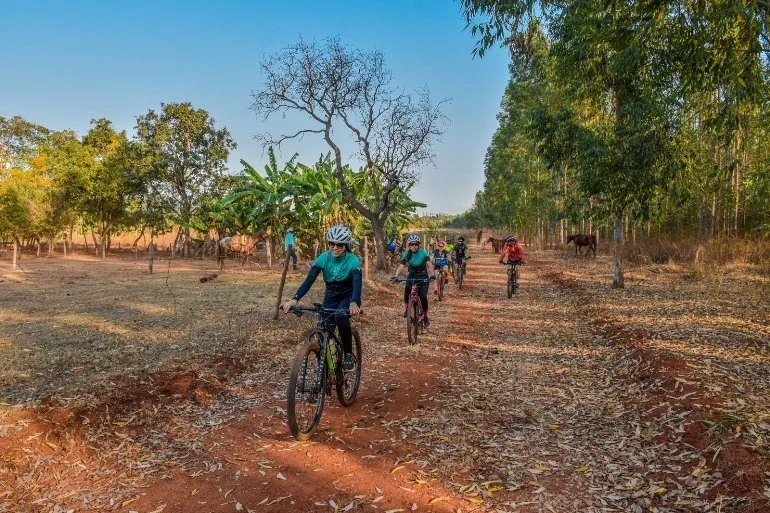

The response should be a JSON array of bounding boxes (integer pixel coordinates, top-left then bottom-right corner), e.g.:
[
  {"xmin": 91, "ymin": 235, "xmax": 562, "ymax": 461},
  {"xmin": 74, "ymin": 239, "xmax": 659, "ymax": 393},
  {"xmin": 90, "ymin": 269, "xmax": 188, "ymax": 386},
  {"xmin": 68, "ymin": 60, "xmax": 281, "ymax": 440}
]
[
  {"xmin": 224, "ymin": 149, "xmax": 423, "ymax": 261},
  {"xmin": 136, "ymin": 102, "xmax": 236, "ymax": 255},
  {"xmin": 460, "ymin": 0, "xmax": 770, "ymax": 284}
]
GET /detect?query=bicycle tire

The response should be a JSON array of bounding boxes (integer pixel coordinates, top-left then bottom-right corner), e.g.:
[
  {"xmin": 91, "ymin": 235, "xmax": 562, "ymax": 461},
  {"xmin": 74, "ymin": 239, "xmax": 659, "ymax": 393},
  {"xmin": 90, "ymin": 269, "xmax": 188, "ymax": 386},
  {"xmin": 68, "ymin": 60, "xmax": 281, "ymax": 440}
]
[
  {"xmin": 416, "ymin": 300, "xmax": 424, "ymax": 335},
  {"xmin": 286, "ymin": 334, "xmax": 326, "ymax": 440},
  {"xmin": 438, "ymin": 274, "xmax": 445, "ymax": 300},
  {"xmin": 457, "ymin": 265, "xmax": 464, "ymax": 290},
  {"xmin": 507, "ymin": 269, "xmax": 513, "ymax": 299},
  {"xmin": 336, "ymin": 328, "xmax": 362, "ymax": 406},
  {"xmin": 407, "ymin": 298, "xmax": 417, "ymax": 345},
  {"xmin": 512, "ymin": 266, "xmax": 518, "ymax": 295}
]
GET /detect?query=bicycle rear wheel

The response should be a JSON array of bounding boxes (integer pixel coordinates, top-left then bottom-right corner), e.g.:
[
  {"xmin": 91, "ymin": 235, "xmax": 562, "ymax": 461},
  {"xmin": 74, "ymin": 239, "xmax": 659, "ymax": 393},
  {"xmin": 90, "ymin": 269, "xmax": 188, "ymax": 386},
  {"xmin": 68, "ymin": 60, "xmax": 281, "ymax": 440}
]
[
  {"xmin": 287, "ymin": 333, "xmax": 326, "ymax": 440},
  {"xmin": 336, "ymin": 328, "xmax": 362, "ymax": 406}
]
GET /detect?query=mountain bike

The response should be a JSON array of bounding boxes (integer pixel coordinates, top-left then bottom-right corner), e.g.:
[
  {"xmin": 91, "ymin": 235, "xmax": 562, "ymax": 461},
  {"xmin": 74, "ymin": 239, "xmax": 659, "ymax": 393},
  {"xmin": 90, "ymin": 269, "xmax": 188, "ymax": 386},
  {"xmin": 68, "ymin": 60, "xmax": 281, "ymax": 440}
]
[
  {"xmin": 392, "ymin": 276, "xmax": 435, "ymax": 345},
  {"xmin": 285, "ymin": 304, "xmax": 363, "ymax": 440},
  {"xmin": 433, "ymin": 258, "xmax": 449, "ymax": 300},
  {"xmin": 506, "ymin": 260, "xmax": 524, "ymax": 298},
  {"xmin": 454, "ymin": 257, "xmax": 470, "ymax": 290}
]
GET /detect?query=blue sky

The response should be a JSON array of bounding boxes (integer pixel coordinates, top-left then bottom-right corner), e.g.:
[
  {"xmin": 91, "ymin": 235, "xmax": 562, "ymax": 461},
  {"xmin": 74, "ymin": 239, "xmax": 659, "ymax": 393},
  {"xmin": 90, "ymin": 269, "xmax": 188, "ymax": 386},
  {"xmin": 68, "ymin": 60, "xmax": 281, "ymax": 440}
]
[{"xmin": 1, "ymin": 1, "xmax": 510, "ymax": 215}]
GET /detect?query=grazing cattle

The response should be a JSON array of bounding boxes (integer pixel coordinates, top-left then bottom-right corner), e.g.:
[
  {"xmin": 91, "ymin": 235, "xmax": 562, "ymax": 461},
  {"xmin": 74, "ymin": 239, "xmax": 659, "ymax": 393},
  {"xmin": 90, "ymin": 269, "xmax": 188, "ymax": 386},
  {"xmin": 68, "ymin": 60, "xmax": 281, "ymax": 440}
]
[
  {"xmin": 566, "ymin": 234, "xmax": 597, "ymax": 257},
  {"xmin": 486, "ymin": 236, "xmax": 505, "ymax": 254},
  {"xmin": 218, "ymin": 229, "xmax": 269, "ymax": 269}
]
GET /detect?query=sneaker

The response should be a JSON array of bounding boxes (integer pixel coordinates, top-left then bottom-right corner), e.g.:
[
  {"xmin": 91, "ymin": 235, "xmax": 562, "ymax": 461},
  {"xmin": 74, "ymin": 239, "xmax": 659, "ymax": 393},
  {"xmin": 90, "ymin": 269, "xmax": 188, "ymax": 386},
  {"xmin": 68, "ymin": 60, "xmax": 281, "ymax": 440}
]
[
  {"xmin": 343, "ymin": 353, "xmax": 356, "ymax": 372},
  {"xmin": 423, "ymin": 316, "xmax": 430, "ymax": 329}
]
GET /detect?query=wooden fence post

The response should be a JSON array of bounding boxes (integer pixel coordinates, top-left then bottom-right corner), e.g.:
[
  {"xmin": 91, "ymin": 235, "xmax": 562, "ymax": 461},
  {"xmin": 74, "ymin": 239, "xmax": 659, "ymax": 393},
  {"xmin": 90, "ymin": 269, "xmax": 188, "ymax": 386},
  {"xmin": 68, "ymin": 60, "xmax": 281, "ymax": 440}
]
[
  {"xmin": 273, "ymin": 251, "xmax": 292, "ymax": 320},
  {"xmin": 149, "ymin": 242, "xmax": 155, "ymax": 274}
]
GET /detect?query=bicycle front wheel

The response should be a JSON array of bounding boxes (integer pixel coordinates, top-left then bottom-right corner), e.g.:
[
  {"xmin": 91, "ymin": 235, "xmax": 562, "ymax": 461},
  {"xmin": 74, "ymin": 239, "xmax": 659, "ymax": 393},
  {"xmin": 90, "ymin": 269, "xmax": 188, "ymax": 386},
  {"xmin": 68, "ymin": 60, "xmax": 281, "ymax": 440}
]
[
  {"xmin": 336, "ymin": 328, "xmax": 362, "ymax": 406},
  {"xmin": 287, "ymin": 333, "xmax": 326, "ymax": 440},
  {"xmin": 407, "ymin": 299, "xmax": 419, "ymax": 345},
  {"xmin": 457, "ymin": 266, "xmax": 464, "ymax": 290},
  {"xmin": 438, "ymin": 274, "xmax": 445, "ymax": 300},
  {"xmin": 507, "ymin": 270, "xmax": 513, "ymax": 298}
]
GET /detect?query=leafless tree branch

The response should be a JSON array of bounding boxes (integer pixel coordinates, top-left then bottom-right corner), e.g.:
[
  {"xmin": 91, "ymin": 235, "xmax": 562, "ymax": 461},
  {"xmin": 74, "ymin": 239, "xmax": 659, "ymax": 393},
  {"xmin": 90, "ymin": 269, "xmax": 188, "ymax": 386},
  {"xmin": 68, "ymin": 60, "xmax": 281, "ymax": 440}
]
[{"xmin": 250, "ymin": 37, "xmax": 448, "ymax": 268}]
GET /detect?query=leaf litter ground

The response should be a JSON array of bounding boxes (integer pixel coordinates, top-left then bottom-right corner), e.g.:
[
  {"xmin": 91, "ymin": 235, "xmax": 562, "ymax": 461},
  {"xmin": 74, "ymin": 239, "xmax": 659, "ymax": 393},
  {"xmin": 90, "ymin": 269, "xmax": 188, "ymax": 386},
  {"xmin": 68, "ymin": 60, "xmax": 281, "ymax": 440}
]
[{"xmin": 0, "ymin": 244, "xmax": 768, "ymax": 512}]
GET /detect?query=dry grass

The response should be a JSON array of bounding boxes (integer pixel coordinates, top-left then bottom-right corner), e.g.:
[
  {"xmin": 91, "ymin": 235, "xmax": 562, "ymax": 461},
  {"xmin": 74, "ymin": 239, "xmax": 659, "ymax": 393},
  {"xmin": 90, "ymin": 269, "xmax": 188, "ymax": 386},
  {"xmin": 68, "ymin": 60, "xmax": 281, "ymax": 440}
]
[{"xmin": 624, "ymin": 234, "xmax": 770, "ymax": 267}]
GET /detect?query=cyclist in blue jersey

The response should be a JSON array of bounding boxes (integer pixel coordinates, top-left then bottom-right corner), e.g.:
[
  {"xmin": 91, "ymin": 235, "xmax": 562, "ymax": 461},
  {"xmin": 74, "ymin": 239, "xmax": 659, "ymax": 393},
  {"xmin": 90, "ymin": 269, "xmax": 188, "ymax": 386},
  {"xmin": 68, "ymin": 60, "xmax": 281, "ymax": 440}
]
[
  {"xmin": 431, "ymin": 240, "xmax": 450, "ymax": 295},
  {"xmin": 391, "ymin": 234, "xmax": 435, "ymax": 328},
  {"xmin": 282, "ymin": 225, "xmax": 362, "ymax": 372}
]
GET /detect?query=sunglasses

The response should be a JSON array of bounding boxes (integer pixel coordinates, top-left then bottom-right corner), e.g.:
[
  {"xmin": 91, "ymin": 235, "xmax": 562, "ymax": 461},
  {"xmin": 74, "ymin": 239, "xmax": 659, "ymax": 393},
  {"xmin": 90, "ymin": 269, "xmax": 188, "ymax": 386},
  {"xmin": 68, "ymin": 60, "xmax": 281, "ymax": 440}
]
[
  {"xmin": 408, "ymin": 242, "xmax": 420, "ymax": 246},
  {"xmin": 328, "ymin": 242, "xmax": 346, "ymax": 248}
]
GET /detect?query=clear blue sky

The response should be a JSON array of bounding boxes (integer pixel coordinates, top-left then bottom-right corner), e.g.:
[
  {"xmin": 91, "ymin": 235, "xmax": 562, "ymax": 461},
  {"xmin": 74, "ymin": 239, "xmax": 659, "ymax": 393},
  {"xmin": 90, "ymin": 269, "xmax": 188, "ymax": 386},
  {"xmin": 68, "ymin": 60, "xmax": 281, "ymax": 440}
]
[{"xmin": 1, "ymin": 1, "xmax": 510, "ymax": 215}]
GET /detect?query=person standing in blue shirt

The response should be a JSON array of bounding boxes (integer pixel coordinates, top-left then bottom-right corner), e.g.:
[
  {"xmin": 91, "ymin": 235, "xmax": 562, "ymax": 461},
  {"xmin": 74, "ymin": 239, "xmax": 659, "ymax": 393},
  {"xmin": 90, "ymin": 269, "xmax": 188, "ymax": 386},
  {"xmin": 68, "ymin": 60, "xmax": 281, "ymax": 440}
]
[
  {"xmin": 284, "ymin": 227, "xmax": 297, "ymax": 271},
  {"xmin": 282, "ymin": 225, "xmax": 361, "ymax": 371}
]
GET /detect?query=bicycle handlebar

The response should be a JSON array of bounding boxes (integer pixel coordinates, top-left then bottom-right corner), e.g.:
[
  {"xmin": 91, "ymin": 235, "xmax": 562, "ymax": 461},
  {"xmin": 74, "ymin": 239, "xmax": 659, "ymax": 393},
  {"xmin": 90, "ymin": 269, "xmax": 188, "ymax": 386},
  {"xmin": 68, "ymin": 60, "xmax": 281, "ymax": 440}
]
[
  {"xmin": 288, "ymin": 304, "xmax": 362, "ymax": 316},
  {"xmin": 391, "ymin": 276, "xmax": 436, "ymax": 284}
]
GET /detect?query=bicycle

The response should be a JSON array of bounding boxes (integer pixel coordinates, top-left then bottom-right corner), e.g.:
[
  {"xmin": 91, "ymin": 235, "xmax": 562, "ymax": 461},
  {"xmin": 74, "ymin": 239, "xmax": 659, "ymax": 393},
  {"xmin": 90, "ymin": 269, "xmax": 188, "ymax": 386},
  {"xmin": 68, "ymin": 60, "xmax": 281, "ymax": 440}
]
[
  {"xmin": 392, "ymin": 276, "xmax": 435, "ymax": 345},
  {"xmin": 388, "ymin": 243, "xmax": 404, "ymax": 268},
  {"xmin": 454, "ymin": 257, "xmax": 470, "ymax": 290},
  {"xmin": 433, "ymin": 258, "xmax": 449, "ymax": 300},
  {"xmin": 505, "ymin": 260, "xmax": 524, "ymax": 298},
  {"xmin": 285, "ymin": 304, "xmax": 363, "ymax": 440}
]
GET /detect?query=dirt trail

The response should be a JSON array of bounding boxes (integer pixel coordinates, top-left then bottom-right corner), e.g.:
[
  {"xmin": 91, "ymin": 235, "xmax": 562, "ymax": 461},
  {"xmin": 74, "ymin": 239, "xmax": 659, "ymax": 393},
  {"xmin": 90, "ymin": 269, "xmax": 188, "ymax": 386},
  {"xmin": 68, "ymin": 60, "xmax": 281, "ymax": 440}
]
[{"xmin": 2, "ymin": 243, "xmax": 768, "ymax": 512}]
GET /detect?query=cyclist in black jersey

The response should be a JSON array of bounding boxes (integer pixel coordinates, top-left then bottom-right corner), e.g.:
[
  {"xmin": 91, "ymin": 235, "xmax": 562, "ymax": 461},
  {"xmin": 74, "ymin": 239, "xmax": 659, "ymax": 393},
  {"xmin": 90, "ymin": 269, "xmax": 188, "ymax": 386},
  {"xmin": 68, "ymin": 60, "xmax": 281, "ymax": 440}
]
[{"xmin": 452, "ymin": 236, "xmax": 471, "ymax": 283}]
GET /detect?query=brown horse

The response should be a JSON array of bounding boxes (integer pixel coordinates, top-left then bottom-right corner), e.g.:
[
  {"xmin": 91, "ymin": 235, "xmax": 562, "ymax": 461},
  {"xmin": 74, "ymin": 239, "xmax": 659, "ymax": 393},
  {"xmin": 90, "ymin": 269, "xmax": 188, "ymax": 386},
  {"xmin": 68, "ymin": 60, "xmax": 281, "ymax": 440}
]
[
  {"xmin": 486, "ymin": 236, "xmax": 505, "ymax": 254},
  {"xmin": 566, "ymin": 234, "xmax": 597, "ymax": 257},
  {"xmin": 218, "ymin": 229, "xmax": 269, "ymax": 269}
]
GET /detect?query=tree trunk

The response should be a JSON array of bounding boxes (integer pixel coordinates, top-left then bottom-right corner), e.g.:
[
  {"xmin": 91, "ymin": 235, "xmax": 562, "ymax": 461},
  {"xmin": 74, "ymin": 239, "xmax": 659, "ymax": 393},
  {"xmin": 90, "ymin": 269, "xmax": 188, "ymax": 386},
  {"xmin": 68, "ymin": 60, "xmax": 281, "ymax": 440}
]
[
  {"xmin": 364, "ymin": 236, "xmax": 370, "ymax": 281},
  {"xmin": 12, "ymin": 237, "xmax": 18, "ymax": 271},
  {"xmin": 48, "ymin": 238, "xmax": 53, "ymax": 257},
  {"xmin": 370, "ymin": 217, "xmax": 388, "ymax": 271},
  {"xmin": 273, "ymin": 251, "xmax": 292, "ymax": 320},
  {"xmin": 36, "ymin": 240, "xmax": 40, "ymax": 258},
  {"xmin": 90, "ymin": 228, "xmax": 99, "ymax": 255},
  {"xmin": 266, "ymin": 237, "xmax": 272, "ymax": 268},
  {"xmin": 148, "ymin": 242, "xmax": 155, "ymax": 274},
  {"xmin": 63, "ymin": 238, "xmax": 67, "ymax": 257},
  {"xmin": 612, "ymin": 216, "xmax": 625, "ymax": 289}
]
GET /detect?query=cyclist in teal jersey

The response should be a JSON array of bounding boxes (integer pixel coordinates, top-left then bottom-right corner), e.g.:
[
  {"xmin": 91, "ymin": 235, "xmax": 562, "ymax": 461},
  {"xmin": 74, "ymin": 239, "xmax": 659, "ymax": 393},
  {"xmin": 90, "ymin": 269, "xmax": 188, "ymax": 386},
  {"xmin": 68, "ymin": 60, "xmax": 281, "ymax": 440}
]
[
  {"xmin": 391, "ymin": 234, "xmax": 435, "ymax": 328},
  {"xmin": 282, "ymin": 225, "xmax": 362, "ymax": 371}
]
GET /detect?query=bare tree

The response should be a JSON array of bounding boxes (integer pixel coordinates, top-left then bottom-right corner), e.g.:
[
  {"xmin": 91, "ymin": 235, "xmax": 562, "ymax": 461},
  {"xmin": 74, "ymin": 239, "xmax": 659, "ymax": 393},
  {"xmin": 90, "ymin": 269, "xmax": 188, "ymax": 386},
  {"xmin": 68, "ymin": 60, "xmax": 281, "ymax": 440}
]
[{"xmin": 251, "ymin": 38, "xmax": 447, "ymax": 269}]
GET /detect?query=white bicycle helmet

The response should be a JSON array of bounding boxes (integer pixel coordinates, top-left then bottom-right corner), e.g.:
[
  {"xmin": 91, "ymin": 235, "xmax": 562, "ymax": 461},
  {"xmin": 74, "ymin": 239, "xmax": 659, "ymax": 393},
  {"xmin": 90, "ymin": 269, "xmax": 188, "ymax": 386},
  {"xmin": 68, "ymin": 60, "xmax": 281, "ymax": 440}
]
[
  {"xmin": 407, "ymin": 234, "xmax": 421, "ymax": 245},
  {"xmin": 326, "ymin": 225, "xmax": 353, "ymax": 246}
]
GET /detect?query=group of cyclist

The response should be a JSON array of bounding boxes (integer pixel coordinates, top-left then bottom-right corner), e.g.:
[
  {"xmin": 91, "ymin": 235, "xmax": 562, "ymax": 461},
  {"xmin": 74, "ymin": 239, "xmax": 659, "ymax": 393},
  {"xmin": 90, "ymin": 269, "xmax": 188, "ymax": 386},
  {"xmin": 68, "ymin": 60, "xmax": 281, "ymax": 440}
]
[{"xmin": 282, "ymin": 226, "xmax": 526, "ymax": 368}]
